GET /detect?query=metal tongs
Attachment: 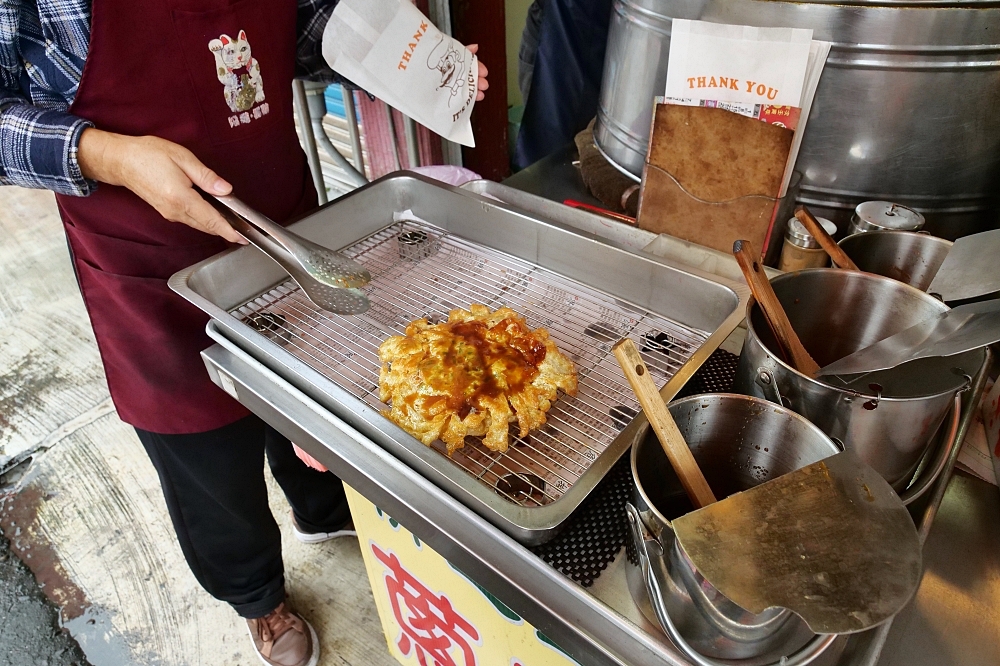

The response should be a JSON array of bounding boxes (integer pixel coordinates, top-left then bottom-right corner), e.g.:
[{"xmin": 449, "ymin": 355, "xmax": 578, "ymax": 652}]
[{"xmin": 211, "ymin": 195, "xmax": 371, "ymax": 314}]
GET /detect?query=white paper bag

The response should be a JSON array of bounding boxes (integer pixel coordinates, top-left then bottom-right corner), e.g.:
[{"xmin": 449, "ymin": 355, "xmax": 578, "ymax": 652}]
[
  {"xmin": 323, "ymin": 0, "xmax": 478, "ymax": 147},
  {"xmin": 663, "ymin": 19, "xmax": 831, "ymax": 196},
  {"xmin": 665, "ymin": 20, "xmax": 813, "ymax": 108}
]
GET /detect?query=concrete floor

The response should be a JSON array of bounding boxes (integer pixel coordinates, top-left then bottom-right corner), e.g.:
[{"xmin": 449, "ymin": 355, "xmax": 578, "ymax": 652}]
[{"xmin": 0, "ymin": 186, "xmax": 394, "ymax": 666}]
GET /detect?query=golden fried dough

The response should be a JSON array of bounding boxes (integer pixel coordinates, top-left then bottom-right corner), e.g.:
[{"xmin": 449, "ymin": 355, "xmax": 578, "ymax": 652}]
[{"xmin": 378, "ymin": 304, "xmax": 578, "ymax": 454}]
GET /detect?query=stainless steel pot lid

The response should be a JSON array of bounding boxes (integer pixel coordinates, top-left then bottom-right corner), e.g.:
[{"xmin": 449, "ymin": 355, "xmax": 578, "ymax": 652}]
[
  {"xmin": 786, "ymin": 216, "xmax": 837, "ymax": 249},
  {"xmin": 853, "ymin": 201, "xmax": 925, "ymax": 232}
]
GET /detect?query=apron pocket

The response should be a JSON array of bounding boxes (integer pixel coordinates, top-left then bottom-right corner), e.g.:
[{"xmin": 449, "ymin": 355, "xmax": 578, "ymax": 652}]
[
  {"xmin": 74, "ymin": 258, "xmax": 247, "ymax": 433},
  {"xmin": 66, "ymin": 223, "xmax": 230, "ymax": 280}
]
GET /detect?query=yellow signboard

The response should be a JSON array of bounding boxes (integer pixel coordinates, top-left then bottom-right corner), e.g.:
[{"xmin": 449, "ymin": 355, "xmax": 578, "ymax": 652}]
[{"xmin": 346, "ymin": 484, "xmax": 582, "ymax": 666}]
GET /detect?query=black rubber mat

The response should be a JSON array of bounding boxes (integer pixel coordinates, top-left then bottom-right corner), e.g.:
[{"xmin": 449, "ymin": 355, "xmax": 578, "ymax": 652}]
[{"xmin": 531, "ymin": 349, "xmax": 739, "ymax": 587}]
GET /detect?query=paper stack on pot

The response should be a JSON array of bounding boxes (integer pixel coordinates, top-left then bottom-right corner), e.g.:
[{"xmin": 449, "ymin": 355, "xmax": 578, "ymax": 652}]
[{"xmin": 636, "ymin": 20, "xmax": 831, "ymax": 258}]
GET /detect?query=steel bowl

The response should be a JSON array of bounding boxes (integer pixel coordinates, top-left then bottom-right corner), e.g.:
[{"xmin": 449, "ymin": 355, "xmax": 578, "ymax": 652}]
[
  {"xmin": 838, "ymin": 230, "xmax": 952, "ymax": 291},
  {"xmin": 625, "ymin": 393, "xmax": 840, "ymax": 663},
  {"xmin": 734, "ymin": 269, "xmax": 984, "ymax": 489}
]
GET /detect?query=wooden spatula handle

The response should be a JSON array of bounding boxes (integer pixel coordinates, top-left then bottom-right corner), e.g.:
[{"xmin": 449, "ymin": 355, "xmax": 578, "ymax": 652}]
[
  {"xmin": 794, "ymin": 206, "xmax": 860, "ymax": 271},
  {"xmin": 733, "ymin": 240, "xmax": 821, "ymax": 377},
  {"xmin": 613, "ymin": 339, "xmax": 717, "ymax": 508}
]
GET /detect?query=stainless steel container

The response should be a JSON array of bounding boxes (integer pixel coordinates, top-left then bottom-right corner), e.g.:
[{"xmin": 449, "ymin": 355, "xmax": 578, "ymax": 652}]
[
  {"xmin": 733, "ymin": 269, "xmax": 984, "ymax": 488},
  {"xmin": 170, "ymin": 174, "xmax": 747, "ymax": 544},
  {"xmin": 838, "ymin": 231, "xmax": 953, "ymax": 291},
  {"xmin": 778, "ymin": 216, "xmax": 837, "ymax": 272},
  {"xmin": 847, "ymin": 201, "xmax": 925, "ymax": 235},
  {"xmin": 594, "ymin": 0, "xmax": 1000, "ymax": 238},
  {"xmin": 624, "ymin": 394, "xmax": 839, "ymax": 662}
]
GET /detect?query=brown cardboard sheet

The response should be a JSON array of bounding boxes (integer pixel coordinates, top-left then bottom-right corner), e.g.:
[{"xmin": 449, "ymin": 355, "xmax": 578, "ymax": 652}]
[{"xmin": 637, "ymin": 104, "xmax": 793, "ymax": 256}]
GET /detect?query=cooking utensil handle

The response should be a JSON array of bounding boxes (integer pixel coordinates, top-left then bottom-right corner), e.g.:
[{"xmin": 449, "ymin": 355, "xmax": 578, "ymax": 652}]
[
  {"xmin": 794, "ymin": 206, "xmax": 859, "ymax": 271},
  {"xmin": 562, "ymin": 199, "xmax": 638, "ymax": 226},
  {"xmin": 208, "ymin": 197, "xmax": 294, "ymax": 263},
  {"xmin": 613, "ymin": 339, "xmax": 717, "ymax": 508},
  {"xmin": 213, "ymin": 194, "xmax": 301, "ymax": 257},
  {"xmin": 733, "ymin": 240, "xmax": 821, "ymax": 377},
  {"xmin": 899, "ymin": 394, "xmax": 962, "ymax": 505}
]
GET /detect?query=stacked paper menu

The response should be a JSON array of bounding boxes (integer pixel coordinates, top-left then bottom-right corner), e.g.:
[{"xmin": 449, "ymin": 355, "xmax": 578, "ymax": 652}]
[{"xmin": 663, "ymin": 20, "xmax": 832, "ymax": 197}]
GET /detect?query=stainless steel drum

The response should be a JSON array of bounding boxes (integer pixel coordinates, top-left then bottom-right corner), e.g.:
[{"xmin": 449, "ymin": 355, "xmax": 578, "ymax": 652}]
[
  {"xmin": 838, "ymin": 231, "xmax": 953, "ymax": 291},
  {"xmin": 594, "ymin": 0, "xmax": 1000, "ymax": 238},
  {"xmin": 733, "ymin": 269, "xmax": 985, "ymax": 488},
  {"xmin": 625, "ymin": 394, "xmax": 840, "ymax": 662}
]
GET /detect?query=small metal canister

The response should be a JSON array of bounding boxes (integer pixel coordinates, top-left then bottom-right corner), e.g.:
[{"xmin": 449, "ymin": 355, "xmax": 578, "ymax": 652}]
[
  {"xmin": 778, "ymin": 216, "xmax": 838, "ymax": 272},
  {"xmin": 848, "ymin": 201, "xmax": 925, "ymax": 235}
]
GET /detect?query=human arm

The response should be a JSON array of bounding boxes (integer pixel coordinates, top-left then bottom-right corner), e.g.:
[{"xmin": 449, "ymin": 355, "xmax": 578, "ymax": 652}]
[
  {"xmin": 1, "ymin": 54, "xmax": 242, "ymax": 242},
  {"xmin": 0, "ymin": 95, "xmax": 97, "ymax": 196},
  {"xmin": 76, "ymin": 129, "xmax": 246, "ymax": 244}
]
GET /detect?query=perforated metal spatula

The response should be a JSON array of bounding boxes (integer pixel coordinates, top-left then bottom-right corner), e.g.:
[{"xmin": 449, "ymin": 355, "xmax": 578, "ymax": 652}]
[{"xmin": 211, "ymin": 195, "xmax": 371, "ymax": 315}]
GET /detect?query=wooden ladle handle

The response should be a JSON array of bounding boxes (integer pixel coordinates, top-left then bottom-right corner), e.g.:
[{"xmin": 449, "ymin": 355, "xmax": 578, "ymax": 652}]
[
  {"xmin": 613, "ymin": 339, "xmax": 717, "ymax": 508},
  {"xmin": 733, "ymin": 239, "xmax": 821, "ymax": 377},
  {"xmin": 794, "ymin": 206, "xmax": 860, "ymax": 271}
]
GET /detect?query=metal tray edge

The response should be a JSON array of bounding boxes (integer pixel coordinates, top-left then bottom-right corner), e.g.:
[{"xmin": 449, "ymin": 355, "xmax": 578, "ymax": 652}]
[{"xmin": 168, "ymin": 178, "xmax": 749, "ymax": 544}]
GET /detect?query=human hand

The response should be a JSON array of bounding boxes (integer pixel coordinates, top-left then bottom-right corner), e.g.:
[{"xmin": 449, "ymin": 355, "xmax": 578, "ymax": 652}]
[
  {"xmin": 466, "ymin": 44, "xmax": 489, "ymax": 101},
  {"xmin": 293, "ymin": 443, "xmax": 329, "ymax": 472},
  {"xmin": 77, "ymin": 128, "xmax": 246, "ymax": 244}
]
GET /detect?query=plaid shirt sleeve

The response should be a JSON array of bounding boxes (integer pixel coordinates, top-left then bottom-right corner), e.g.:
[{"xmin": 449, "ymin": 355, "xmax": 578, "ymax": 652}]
[
  {"xmin": 1, "ymin": 0, "xmax": 95, "ymax": 196},
  {"xmin": 296, "ymin": 0, "xmax": 363, "ymax": 90},
  {"xmin": 296, "ymin": 0, "xmax": 339, "ymax": 82},
  {"xmin": 0, "ymin": 99, "xmax": 95, "ymax": 196}
]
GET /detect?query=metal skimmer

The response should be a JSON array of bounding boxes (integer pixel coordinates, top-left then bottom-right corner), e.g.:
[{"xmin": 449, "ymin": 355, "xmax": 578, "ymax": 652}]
[
  {"xmin": 231, "ymin": 219, "xmax": 709, "ymax": 506},
  {"xmin": 213, "ymin": 195, "xmax": 372, "ymax": 314}
]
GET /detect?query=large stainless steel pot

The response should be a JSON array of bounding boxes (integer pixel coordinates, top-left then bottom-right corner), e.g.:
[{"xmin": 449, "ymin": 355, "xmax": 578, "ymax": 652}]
[
  {"xmin": 624, "ymin": 393, "xmax": 839, "ymax": 663},
  {"xmin": 594, "ymin": 0, "xmax": 1000, "ymax": 238},
  {"xmin": 838, "ymin": 231, "xmax": 953, "ymax": 291},
  {"xmin": 733, "ymin": 269, "xmax": 984, "ymax": 488}
]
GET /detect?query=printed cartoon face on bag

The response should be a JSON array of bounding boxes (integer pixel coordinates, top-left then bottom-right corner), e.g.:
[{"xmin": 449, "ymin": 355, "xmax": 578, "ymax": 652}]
[
  {"xmin": 425, "ymin": 37, "xmax": 466, "ymax": 105},
  {"xmin": 208, "ymin": 30, "xmax": 266, "ymax": 113}
]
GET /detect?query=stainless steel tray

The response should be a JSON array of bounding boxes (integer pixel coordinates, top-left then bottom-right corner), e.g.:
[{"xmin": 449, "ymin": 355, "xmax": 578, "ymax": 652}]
[{"xmin": 170, "ymin": 174, "xmax": 746, "ymax": 543}]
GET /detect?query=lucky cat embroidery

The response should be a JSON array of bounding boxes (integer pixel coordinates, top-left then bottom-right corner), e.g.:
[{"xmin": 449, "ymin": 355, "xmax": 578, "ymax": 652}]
[{"xmin": 208, "ymin": 30, "xmax": 265, "ymax": 113}]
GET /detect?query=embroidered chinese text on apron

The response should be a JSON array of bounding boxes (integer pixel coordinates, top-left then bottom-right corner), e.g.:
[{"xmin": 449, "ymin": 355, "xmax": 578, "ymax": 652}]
[{"xmin": 56, "ymin": 0, "xmax": 317, "ymax": 434}]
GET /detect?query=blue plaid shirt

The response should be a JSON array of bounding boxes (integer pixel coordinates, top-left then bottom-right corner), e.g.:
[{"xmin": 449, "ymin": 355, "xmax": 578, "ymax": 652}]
[{"xmin": 0, "ymin": 0, "xmax": 340, "ymax": 196}]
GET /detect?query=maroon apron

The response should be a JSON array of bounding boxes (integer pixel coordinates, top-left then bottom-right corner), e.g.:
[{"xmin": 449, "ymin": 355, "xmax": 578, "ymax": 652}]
[{"xmin": 56, "ymin": 0, "xmax": 317, "ymax": 434}]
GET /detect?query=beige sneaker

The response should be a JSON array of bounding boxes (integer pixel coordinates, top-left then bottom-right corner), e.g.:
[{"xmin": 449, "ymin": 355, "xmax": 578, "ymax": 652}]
[{"xmin": 246, "ymin": 602, "xmax": 320, "ymax": 666}]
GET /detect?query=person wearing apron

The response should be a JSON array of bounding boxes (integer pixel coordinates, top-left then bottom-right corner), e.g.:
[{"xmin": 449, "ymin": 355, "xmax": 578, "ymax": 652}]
[{"xmin": 0, "ymin": 2, "xmax": 488, "ymax": 665}]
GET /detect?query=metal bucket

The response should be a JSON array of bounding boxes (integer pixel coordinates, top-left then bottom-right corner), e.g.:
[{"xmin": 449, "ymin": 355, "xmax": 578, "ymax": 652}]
[
  {"xmin": 838, "ymin": 231, "xmax": 952, "ymax": 291},
  {"xmin": 594, "ymin": 0, "xmax": 1000, "ymax": 238},
  {"xmin": 734, "ymin": 269, "xmax": 984, "ymax": 488},
  {"xmin": 624, "ymin": 393, "xmax": 839, "ymax": 663}
]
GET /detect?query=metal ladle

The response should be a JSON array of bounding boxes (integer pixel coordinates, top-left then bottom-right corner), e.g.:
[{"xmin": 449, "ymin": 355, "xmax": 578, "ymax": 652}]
[{"xmin": 211, "ymin": 195, "xmax": 371, "ymax": 315}]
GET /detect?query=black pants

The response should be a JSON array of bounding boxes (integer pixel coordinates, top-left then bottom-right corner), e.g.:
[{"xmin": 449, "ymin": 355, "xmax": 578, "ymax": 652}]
[{"xmin": 135, "ymin": 415, "xmax": 350, "ymax": 619}]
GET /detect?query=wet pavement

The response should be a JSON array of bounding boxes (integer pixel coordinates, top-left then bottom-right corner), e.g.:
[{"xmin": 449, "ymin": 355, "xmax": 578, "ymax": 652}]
[{"xmin": 0, "ymin": 532, "xmax": 90, "ymax": 666}]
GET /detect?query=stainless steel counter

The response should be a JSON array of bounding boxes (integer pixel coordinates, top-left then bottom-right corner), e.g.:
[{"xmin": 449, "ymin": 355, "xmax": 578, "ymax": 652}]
[
  {"xmin": 195, "ymin": 156, "xmax": 1000, "ymax": 666},
  {"xmin": 876, "ymin": 472, "xmax": 1000, "ymax": 666},
  {"xmin": 503, "ymin": 150, "xmax": 1000, "ymax": 666}
]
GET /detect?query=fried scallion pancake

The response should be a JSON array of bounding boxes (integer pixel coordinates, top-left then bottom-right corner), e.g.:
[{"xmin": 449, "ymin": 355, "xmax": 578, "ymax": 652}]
[{"xmin": 378, "ymin": 304, "xmax": 578, "ymax": 454}]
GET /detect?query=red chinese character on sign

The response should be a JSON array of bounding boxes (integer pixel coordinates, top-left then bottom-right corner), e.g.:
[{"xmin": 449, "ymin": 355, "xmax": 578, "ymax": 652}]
[{"xmin": 372, "ymin": 544, "xmax": 480, "ymax": 666}]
